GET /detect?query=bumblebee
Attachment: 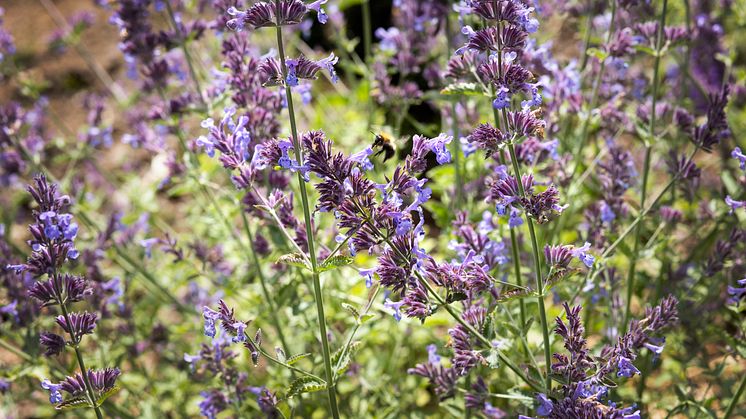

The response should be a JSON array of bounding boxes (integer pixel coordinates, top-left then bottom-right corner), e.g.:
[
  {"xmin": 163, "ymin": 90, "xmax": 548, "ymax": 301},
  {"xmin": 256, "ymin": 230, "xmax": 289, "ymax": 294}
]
[{"xmin": 371, "ymin": 131, "xmax": 397, "ymax": 162}]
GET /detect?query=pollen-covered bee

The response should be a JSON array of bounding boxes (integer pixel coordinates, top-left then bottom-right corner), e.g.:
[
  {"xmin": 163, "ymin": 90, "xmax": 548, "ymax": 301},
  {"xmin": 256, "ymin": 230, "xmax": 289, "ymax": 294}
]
[{"xmin": 371, "ymin": 131, "xmax": 397, "ymax": 162}]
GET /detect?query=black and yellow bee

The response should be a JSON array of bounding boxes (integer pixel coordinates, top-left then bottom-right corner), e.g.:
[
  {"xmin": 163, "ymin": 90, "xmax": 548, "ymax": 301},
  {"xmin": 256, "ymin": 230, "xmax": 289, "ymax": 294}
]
[{"xmin": 370, "ymin": 131, "xmax": 397, "ymax": 162}]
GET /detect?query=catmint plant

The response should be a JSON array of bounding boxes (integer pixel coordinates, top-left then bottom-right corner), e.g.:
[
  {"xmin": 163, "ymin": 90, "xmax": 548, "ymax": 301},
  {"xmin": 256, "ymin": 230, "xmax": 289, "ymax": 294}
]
[
  {"xmin": 1, "ymin": 0, "xmax": 745, "ymax": 417},
  {"xmin": 7, "ymin": 175, "xmax": 119, "ymax": 416}
]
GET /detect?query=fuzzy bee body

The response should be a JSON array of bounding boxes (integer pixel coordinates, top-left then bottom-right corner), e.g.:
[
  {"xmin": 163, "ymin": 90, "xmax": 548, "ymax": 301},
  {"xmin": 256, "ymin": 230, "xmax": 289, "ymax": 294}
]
[{"xmin": 371, "ymin": 132, "xmax": 397, "ymax": 162}]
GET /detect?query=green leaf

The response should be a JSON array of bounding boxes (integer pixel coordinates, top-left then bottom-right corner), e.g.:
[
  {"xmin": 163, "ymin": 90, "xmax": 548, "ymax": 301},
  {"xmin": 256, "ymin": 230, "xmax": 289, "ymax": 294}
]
[
  {"xmin": 495, "ymin": 288, "xmax": 535, "ymax": 303},
  {"xmin": 360, "ymin": 313, "xmax": 375, "ymax": 324},
  {"xmin": 286, "ymin": 353, "xmax": 312, "ymax": 366},
  {"xmin": 332, "ymin": 341, "xmax": 361, "ymax": 374},
  {"xmin": 486, "ymin": 348, "xmax": 501, "ymax": 369},
  {"xmin": 341, "ymin": 302, "xmax": 360, "ymax": 321},
  {"xmin": 56, "ymin": 398, "xmax": 91, "ymax": 410},
  {"xmin": 440, "ymin": 82, "xmax": 484, "ymax": 96},
  {"xmin": 634, "ymin": 44, "xmax": 657, "ymax": 56},
  {"xmin": 285, "ymin": 376, "xmax": 326, "ymax": 399},
  {"xmin": 253, "ymin": 204, "xmax": 272, "ymax": 213},
  {"xmin": 95, "ymin": 386, "xmax": 121, "ymax": 407},
  {"xmin": 318, "ymin": 255, "xmax": 354, "ymax": 273},
  {"xmin": 586, "ymin": 47, "xmax": 609, "ymax": 61},
  {"xmin": 276, "ymin": 253, "xmax": 311, "ymax": 270}
]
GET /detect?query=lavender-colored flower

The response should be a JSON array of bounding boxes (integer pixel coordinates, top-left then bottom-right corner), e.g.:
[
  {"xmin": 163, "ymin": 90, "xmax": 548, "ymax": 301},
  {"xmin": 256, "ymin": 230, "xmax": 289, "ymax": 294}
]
[
  {"xmin": 536, "ymin": 393, "xmax": 554, "ymax": 416},
  {"xmin": 732, "ymin": 147, "xmax": 746, "ymax": 171},
  {"xmin": 456, "ymin": 26, "xmax": 498, "ymax": 54},
  {"xmin": 199, "ymin": 390, "xmax": 229, "ymax": 419},
  {"xmin": 616, "ymin": 356, "xmax": 640, "ymax": 378},
  {"xmin": 203, "ymin": 306, "xmax": 220, "ymax": 338},
  {"xmin": 40, "ymin": 332, "xmax": 66, "ymax": 357},
  {"xmin": 41, "ymin": 379, "xmax": 63, "ymax": 404},
  {"xmin": 407, "ymin": 361, "xmax": 458, "ymax": 400},
  {"xmin": 467, "ymin": 123, "xmax": 506, "ymax": 157},
  {"xmin": 725, "ymin": 196, "xmax": 745, "ymax": 213},
  {"xmin": 383, "ymin": 298, "xmax": 405, "ymax": 322},
  {"xmin": 55, "ymin": 312, "xmax": 98, "ymax": 340},
  {"xmin": 727, "ymin": 278, "xmax": 746, "ymax": 306},
  {"xmin": 29, "ymin": 274, "xmax": 91, "ymax": 307}
]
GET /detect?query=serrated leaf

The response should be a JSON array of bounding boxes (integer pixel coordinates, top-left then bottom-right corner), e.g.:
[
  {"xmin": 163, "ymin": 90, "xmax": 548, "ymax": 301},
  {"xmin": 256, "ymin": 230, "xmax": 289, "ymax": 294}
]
[
  {"xmin": 56, "ymin": 397, "xmax": 90, "ymax": 410},
  {"xmin": 95, "ymin": 386, "xmax": 120, "ymax": 406},
  {"xmin": 341, "ymin": 302, "xmax": 360, "ymax": 321},
  {"xmin": 285, "ymin": 376, "xmax": 326, "ymax": 399},
  {"xmin": 440, "ymin": 82, "xmax": 483, "ymax": 96},
  {"xmin": 318, "ymin": 255, "xmax": 354, "ymax": 273},
  {"xmin": 332, "ymin": 341, "xmax": 361, "ymax": 374},
  {"xmin": 486, "ymin": 348, "xmax": 501, "ymax": 369},
  {"xmin": 286, "ymin": 353, "xmax": 312, "ymax": 366},
  {"xmin": 495, "ymin": 288, "xmax": 535, "ymax": 303},
  {"xmin": 276, "ymin": 253, "xmax": 311, "ymax": 270}
]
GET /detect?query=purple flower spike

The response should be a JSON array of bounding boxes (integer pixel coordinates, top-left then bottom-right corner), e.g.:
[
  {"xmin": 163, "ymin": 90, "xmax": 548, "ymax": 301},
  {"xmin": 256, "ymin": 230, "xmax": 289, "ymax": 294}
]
[
  {"xmin": 40, "ymin": 332, "xmax": 66, "ymax": 357},
  {"xmin": 55, "ymin": 312, "xmax": 98, "ymax": 340}
]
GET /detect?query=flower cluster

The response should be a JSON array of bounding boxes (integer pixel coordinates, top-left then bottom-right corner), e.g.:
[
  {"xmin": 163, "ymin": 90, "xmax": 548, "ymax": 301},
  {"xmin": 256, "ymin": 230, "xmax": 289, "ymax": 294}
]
[
  {"xmin": 6, "ymin": 175, "xmax": 119, "ymax": 411},
  {"xmin": 530, "ymin": 296, "xmax": 678, "ymax": 418}
]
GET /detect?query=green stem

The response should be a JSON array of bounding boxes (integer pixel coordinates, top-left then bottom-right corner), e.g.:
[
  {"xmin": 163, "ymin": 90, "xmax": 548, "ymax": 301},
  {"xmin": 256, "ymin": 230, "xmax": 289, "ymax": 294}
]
[
  {"xmin": 0, "ymin": 336, "xmax": 32, "ymax": 361},
  {"xmin": 506, "ymin": 144, "xmax": 552, "ymax": 392},
  {"xmin": 59, "ymin": 294, "xmax": 104, "ymax": 418},
  {"xmin": 492, "ymin": 109, "xmax": 526, "ymax": 330},
  {"xmin": 360, "ymin": 216, "xmax": 541, "ymax": 392},
  {"xmin": 623, "ymin": 0, "xmax": 667, "ymax": 332},
  {"xmin": 333, "ymin": 284, "xmax": 381, "ymax": 381},
  {"xmin": 724, "ymin": 372, "xmax": 746, "ymax": 419},
  {"xmin": 586, "ymin": 146, "xmax": 700, "ymax": 287},
  {"xmin": 419, "ymin": 272, "xmax": 541, "ymax": 392},
  {"xmin": 273, "ymin": 10, "xmax": 339, "ymax": 417},
  {"xmin": 493, "ymin": 11, "xmax": 550, "ymax": 390},
  {"xmin": 241, "ymin": 212, "xmax": 290, "ymax": 355},
  {"xmin": 490, "ymin": 21, "xmax": 527, "ymax": 333}
]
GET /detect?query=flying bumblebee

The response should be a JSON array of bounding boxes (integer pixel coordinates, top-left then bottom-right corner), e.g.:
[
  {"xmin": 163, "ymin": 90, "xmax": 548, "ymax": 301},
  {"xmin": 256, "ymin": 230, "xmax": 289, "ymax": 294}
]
[{"xmin": 371, "ymin": 131, "xmax": 397, "ymax": 162}]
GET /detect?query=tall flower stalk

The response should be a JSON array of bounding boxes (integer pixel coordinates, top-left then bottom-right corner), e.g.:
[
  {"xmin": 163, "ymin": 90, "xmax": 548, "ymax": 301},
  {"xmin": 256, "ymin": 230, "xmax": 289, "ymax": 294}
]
[
  {"xmin": 8, "ymin": 175, "xmax": 120, "ymax": 417},
  {"xmin": 272, "ymin": 19, "xmax": 341, "ymax": 417}
]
